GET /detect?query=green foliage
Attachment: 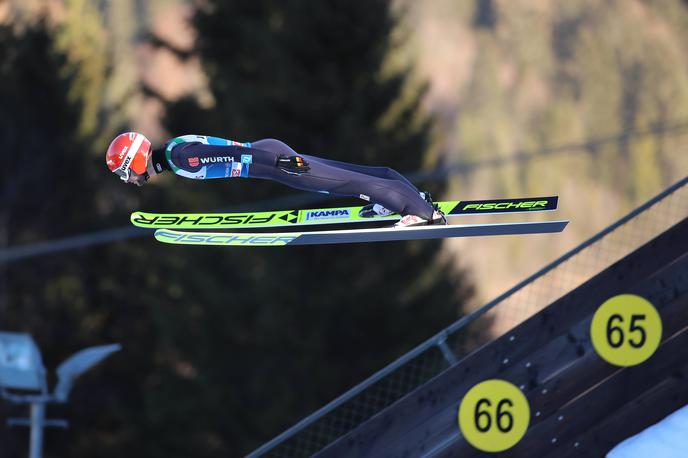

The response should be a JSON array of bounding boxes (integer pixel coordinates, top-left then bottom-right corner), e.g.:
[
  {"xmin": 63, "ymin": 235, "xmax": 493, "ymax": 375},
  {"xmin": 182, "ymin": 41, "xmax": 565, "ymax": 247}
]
[
  {"xmin": 443, "ymin": 0, "xmax": 688, "ymax": 295},
  {"xmin": 0, "ymin": 21, "xmax": 91, "ymax": 239},
  {"xmin": 0, "ymin": 17, "xmax": 206, "ymax": 458},
  {"xmin": 158, "ymin": 0, "xmax": 474, "ymax": 455},
  {"xmin": 55, "ymin": 0, "xmax": 109, "ymax": 140},
  {"xmin": 453, "ymin": 0, "xmax": 688, "ymax": 203},
  {"xmin": 0, "ymin": 2, "xmax": 475, "ymax": 458},
  {"xmin": 0, "ymin": 21, "xmax": 119, "ymax": 457}
]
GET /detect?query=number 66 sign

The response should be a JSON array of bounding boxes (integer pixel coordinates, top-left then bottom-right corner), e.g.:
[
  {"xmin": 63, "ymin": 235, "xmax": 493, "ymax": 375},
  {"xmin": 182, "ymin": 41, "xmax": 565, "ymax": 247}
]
[{"xmin": 458, "ymin": 379, "xmax": 530, "ymax": 452}]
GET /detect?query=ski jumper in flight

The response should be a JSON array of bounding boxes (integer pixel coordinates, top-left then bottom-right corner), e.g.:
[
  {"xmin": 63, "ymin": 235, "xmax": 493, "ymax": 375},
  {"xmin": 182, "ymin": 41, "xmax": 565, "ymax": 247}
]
[{"xmin": 105, "ymin": 132, "xmax": 446, "ymax": 227}]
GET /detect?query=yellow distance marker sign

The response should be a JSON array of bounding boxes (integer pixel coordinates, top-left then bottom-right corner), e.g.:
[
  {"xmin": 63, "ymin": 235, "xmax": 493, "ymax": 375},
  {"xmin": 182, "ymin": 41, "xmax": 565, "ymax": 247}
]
[
  {"xmin": 590, "ymin": 294, "xmax": 662, "ymax": 367},
  {"xmin": 458, "ymin": 379, "xmax": 530, "ymax": 452}
]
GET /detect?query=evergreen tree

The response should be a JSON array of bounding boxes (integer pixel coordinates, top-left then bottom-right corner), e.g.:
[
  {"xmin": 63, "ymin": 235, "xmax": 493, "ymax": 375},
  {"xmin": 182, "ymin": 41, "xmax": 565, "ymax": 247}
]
[
  {"xmin": 160, "ymin": 1, "xmax": 475, "ymax": 455},
  {"xmin": 0, "ymin": 18, "xmax": 178, "ymax": 458},
  {"xmin": 0, "ymin": 3, "xmax": 475, "ymax": 458},
  {"xmin": 0, "ymin": 20, "xmax": 122, "ymax": 458}
]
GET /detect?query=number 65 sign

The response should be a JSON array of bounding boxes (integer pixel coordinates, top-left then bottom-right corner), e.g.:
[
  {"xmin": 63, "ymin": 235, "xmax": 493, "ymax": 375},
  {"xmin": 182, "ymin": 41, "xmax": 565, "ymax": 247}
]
[{"xmin": 590, "ymin": 294, "xmax": 662, "ymax": 367}]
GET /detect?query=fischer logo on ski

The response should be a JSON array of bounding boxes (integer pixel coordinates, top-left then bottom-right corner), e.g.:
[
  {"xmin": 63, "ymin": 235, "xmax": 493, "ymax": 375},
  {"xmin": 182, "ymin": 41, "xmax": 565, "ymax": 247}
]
[
  {"xmin": 455, "ymin": 197, "xmax": 558, "ymax": 214},
  {"xmin": 461, "ymin": 200, "xmax": 547, "ymax": 211},
  {"xmin": 132, "ymin": 213, "xmax": 278, "ymax": 227},
  {"xmin": 156, "ymin": 230, "xmax": 297, "ymax": 246}
]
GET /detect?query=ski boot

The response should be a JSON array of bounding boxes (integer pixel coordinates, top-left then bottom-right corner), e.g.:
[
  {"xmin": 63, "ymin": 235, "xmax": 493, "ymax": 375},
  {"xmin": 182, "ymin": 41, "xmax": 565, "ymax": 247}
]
[
  {"xmin": 394, "ymin": 191, "xmax": 447, "ymax": 228},
  {"xmin": 359, "ymin": 203, "xmax": 395, "ymax": 218},
  {"xmin": 394, "ymin": 210, "xmax": 446, "ymax": 228},
  {"xmin": 359, "ymin": 191, "xmax": 436, "ymax": 218}
]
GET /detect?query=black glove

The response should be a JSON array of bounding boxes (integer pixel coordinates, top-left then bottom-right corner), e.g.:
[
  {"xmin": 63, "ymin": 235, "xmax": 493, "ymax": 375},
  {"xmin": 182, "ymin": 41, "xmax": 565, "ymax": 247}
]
[{"xmin": 276, "ymin": 154, "xmax": 310, "ymax": 174}]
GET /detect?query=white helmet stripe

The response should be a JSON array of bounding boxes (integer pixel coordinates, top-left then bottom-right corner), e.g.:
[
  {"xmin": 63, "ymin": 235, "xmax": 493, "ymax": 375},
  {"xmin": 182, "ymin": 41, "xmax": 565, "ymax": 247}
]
[{"xmin": 116, "ymin": 133, "xmax": 145, "ymax": 176}]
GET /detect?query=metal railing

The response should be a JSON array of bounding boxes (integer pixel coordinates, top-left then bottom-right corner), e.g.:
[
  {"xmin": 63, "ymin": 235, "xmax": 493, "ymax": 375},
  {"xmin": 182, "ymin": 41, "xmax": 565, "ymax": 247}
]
[{"xmin": 248, "ymin": 175, "xmax": 688, "ymax": 457}]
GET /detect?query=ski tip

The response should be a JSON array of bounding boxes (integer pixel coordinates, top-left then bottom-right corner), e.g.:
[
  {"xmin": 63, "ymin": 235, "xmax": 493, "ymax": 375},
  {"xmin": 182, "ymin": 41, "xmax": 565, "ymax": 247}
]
[
  {"xmin": 154, "ymin": 229, "xmax": 176, "ymax": 244},
  {"xmin": 554, "ymin": 219, "xmax": 568, "ymax": 231},
  {"xmin": 549, "ymin": 195, "xmax": 559, "ymax": 210},
  {"xmin": 130, "ymin": 211, "xmax": 149, "ymax": 228}
]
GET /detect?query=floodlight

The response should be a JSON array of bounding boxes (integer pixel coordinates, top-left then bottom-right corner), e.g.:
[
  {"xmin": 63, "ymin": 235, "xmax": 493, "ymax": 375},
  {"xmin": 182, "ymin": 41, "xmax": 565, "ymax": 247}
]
[
  {"xmin": 1, "ymin": 335, "xmax": 120, "ymax": 458},
  {"xmin": 53, "ymin": 344, "xmax": 121, "ymax": 402},
  {"xmin": 0, "ymin": 332, "xmax": 46, "ymax": 393}
]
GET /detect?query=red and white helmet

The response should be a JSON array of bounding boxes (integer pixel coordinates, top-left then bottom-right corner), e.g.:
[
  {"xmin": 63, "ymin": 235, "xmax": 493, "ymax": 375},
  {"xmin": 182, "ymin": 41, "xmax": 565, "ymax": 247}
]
[{"xmin": 105, "ymin": 132, "xmax": 152, "ymax": 181}]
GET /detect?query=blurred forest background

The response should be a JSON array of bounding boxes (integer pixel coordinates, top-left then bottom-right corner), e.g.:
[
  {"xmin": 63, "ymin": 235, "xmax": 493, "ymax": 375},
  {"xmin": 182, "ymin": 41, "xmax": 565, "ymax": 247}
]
[{"xmin": 1, "ymin": 0, "xmax": 687, "ymax": 457}]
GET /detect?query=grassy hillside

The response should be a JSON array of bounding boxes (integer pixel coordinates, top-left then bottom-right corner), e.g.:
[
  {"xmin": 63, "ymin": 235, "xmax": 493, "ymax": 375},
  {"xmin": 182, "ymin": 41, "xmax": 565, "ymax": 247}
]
[{"xmin": 399, "ymin": 0, "xmax": 688, "ymax": 302}]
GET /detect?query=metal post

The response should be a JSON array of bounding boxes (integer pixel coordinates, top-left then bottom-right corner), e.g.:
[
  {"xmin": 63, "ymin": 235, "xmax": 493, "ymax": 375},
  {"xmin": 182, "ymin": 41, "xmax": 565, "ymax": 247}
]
[{"xmin": 29, "ymin": 401, "xmax": 45, "ymax": 458}]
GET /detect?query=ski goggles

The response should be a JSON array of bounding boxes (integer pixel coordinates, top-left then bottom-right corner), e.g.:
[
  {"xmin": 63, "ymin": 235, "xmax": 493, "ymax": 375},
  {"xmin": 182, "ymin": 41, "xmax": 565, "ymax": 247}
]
[
  {"xmin": 113, "ymin": 167, "xmax": 149, "ymax": 183},
  {"xmin": 113, "ymin": 167, "xmax": 131, "ymax": 181},
  {"xmin": 114, "ymin": 134, "xmax": 147, "ymax": 181}
]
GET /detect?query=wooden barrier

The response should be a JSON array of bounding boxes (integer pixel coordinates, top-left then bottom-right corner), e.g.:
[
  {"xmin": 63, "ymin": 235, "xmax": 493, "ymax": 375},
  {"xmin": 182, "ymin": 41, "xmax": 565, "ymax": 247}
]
[{"xmin": 316, "ymin": 217, "xmax": 688, "ymax": 457}]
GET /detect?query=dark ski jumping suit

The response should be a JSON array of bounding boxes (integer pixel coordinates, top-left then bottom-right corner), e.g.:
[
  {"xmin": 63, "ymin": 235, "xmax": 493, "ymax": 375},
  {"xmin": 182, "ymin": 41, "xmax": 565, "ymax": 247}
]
[{"xmin": 151, "ymin": 135, "xmax": 435, "ymax": 219}]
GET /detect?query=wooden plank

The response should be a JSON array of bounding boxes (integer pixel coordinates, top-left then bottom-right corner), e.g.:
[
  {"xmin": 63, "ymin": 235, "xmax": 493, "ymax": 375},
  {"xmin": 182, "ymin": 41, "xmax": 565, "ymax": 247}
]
[
  {"xmin": 555, "ymin": 372, "xmax": 688, "ymax": 457},
  {"xmin": 503, "ymin": 327, "xmax": 688, "ymax": 457},
  {"xmin": 315, "ymin": 219, "xmax": 688, "ymax": 458},
  {"xmin": 438, "ymin": 277, "xmax": 688, "ymax": 458},
  {"xmin": 423, "ymin": 255, "xmax": 688, "ymax": 457},
  {"xmin": 520, "ymin": 261, "xmax": 688, "ymax": 422}
]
